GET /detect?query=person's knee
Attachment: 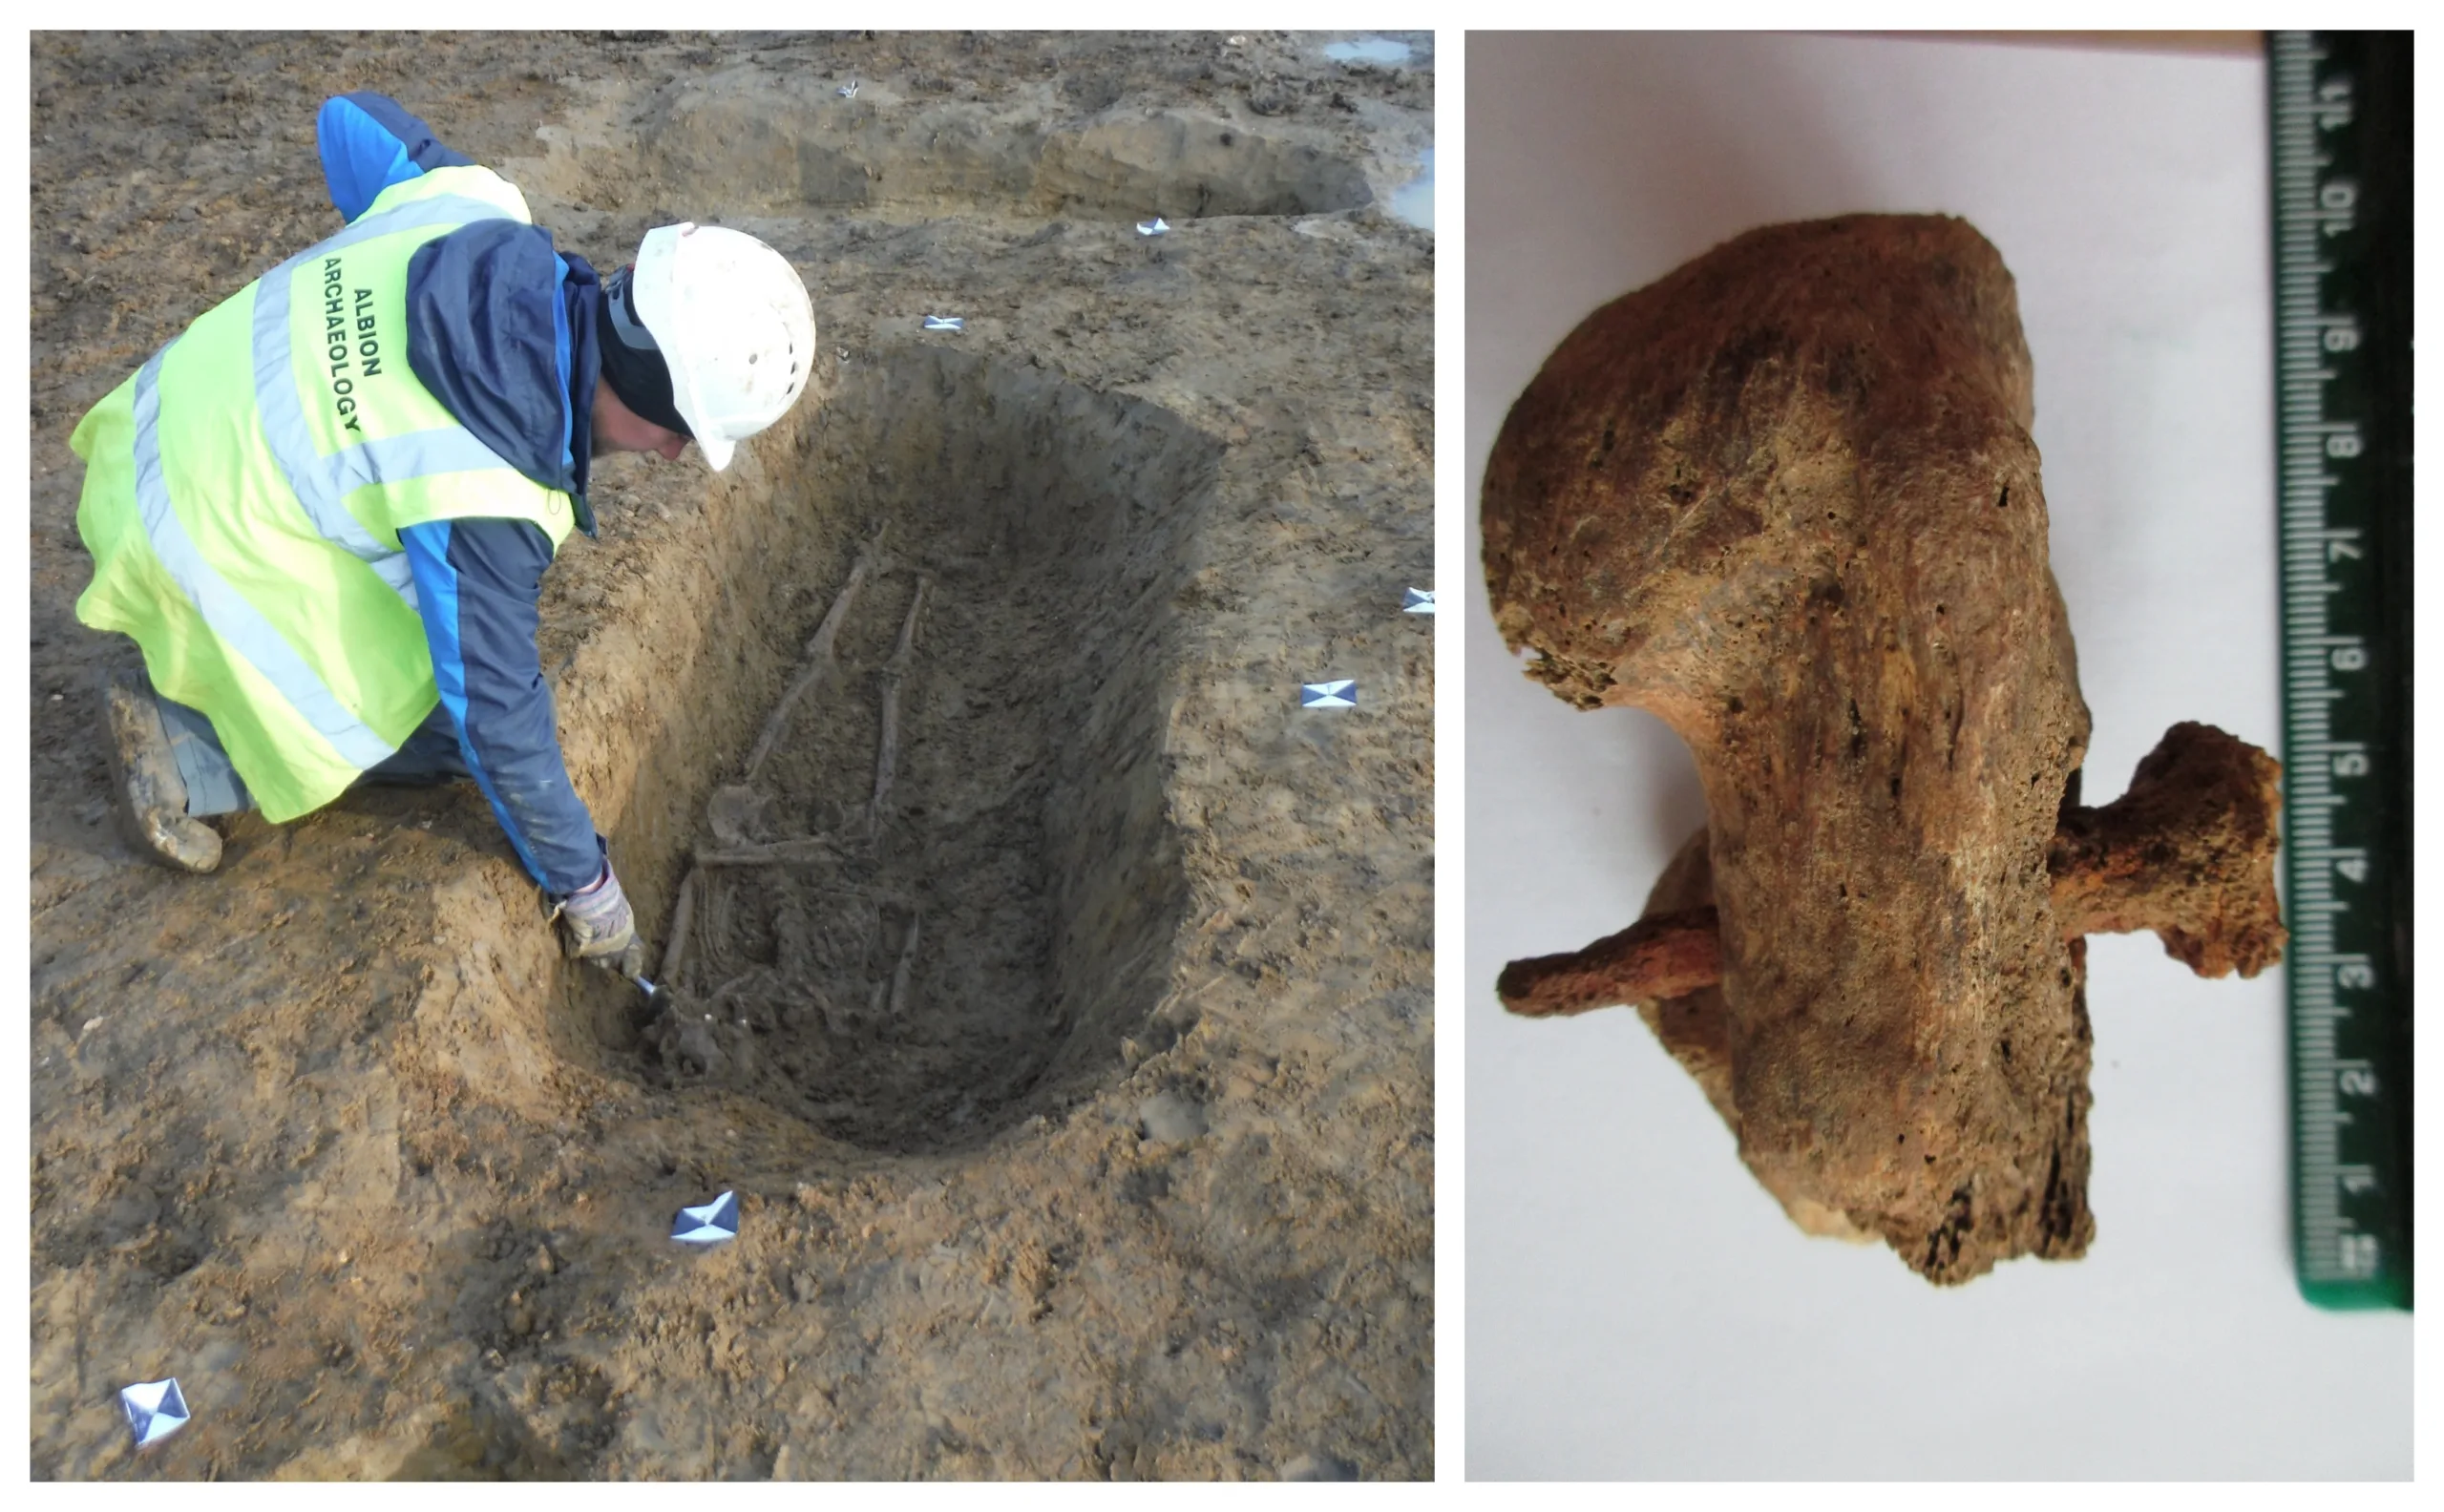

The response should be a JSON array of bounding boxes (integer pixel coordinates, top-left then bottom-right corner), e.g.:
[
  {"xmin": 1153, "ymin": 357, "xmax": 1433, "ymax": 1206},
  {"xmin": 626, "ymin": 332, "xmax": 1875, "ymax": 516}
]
[{"xmin": 151, "ymin": 692, "xmax": 255, "ymax": 817}]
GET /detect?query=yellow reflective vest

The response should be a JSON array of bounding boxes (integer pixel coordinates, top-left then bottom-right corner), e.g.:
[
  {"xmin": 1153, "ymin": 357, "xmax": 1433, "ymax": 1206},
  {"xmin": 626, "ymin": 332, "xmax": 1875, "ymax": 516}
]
[{"xmin": 72, "ymin": 166, "xmax": 578, "ymax": 823}]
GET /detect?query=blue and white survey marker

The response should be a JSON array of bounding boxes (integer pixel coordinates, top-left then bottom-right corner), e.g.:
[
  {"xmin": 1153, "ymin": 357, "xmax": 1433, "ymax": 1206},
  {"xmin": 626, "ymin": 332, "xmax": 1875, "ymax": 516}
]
[
  {"xmin": 837, "ymin": 80, "xmax": 859, "ymax": 99},
  {"xmin": 922, "ymin": 315, "xmax": 964, "ymax": 332},
  {"xmin": 672, "ymin": 1190, "xmax": 741, "ymax": 1245},
  {"xmin": 1402, "ymin": 588, "xmax": 1435, "ymax": 614},
  {"xmin": 120, "ymin": 1378, "xmax": 190, "ymax": 1447},
  {"xmin": 1300, "ymin": 681, "xmax": 1357, "ymax": 709},
  {"xmin": 1137, "ymin": 216, "xmax": 1170, "ymax": 237}
]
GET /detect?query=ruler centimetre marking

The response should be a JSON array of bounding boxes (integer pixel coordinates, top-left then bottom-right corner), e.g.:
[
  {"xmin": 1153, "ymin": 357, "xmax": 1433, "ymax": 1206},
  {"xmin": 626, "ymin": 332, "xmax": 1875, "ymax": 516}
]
[{"xmin": 2267, "ymin": 32, "xmax": 2412, "ymax": 1311}]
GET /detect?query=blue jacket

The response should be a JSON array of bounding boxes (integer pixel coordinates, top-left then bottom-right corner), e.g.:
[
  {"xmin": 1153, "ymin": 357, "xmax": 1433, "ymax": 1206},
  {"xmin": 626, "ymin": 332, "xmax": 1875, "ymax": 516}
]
[{"xmin": 318, "ymin": 92, "xmax": 606, "ymax": 898}]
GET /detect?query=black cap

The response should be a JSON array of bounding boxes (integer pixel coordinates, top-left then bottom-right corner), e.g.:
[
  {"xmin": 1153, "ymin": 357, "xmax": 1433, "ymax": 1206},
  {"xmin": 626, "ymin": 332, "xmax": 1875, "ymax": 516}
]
[{"xmin": 598, "ymin": 264, "xmax": 691, "ymax": 437}]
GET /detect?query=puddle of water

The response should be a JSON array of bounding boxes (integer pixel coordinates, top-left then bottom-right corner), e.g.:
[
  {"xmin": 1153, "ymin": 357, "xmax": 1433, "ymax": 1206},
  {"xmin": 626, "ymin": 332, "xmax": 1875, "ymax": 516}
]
[
  {"xmin": 1324, "ymin": 37, "xmax": 1414, "ymax": 67},
  {"xmin": 1386, "ymin": 147, "xmax": 1433, "ymax": 231}
]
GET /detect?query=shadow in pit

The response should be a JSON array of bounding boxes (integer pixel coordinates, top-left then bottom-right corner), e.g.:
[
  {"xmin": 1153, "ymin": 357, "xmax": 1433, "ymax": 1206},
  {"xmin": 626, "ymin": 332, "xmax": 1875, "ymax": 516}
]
[
  {"xmin": 616, "ymin": 94, "xmax": 1376, "ymax": 221},
  {"xmin": 603, "ymin": 347, "xmax": 1226, "ymax": 1156}
]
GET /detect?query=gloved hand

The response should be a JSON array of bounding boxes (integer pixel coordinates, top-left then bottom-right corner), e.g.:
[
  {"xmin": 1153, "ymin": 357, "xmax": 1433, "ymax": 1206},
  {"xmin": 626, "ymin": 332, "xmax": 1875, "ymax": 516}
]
[{"xmin": 558, "ymin": 862, "xmax": 638, "ymax": 968}]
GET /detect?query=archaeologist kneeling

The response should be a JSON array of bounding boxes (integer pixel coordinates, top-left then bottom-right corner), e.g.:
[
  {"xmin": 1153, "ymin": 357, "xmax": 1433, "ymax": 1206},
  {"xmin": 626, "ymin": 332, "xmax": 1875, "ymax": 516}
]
[{"xmin": 69, "ymin": 92, "xmax": 817, "ymax": 973}]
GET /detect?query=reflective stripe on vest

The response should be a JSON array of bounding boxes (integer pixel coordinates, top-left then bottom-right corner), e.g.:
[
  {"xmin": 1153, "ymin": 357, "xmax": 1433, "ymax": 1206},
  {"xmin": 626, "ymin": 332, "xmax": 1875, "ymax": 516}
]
[
  {"xmin": 71, "ymin": 161, "xmax": 576, "ymax": 821},
  {"xmin": 249, "ymin": 191, "xmax": 528, "ymax": 608},
  {"xmin": 131, "ymin": 340, "xmax": 401, "ymax": 772}
]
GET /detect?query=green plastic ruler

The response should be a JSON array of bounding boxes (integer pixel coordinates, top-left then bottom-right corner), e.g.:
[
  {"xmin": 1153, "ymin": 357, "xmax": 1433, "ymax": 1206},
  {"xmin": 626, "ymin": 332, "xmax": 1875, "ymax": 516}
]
[{"xmin": 2266, "ymin": 31, "xmax": 2412, "ymax": 1311}]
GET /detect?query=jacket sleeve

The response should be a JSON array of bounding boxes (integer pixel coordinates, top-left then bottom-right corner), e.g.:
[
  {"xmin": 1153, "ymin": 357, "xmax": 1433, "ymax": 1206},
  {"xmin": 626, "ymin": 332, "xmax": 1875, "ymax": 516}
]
[
  {"xmin": 398, "ymin": 516, "xmax": 605, "ymax": 897},
  {"xmin": 316, "ymin": 93, "xmax": 476, "ymax": 224},
  {"xmin": 404, "ymin": 220, "xmax": 582, "ymax": 497}
]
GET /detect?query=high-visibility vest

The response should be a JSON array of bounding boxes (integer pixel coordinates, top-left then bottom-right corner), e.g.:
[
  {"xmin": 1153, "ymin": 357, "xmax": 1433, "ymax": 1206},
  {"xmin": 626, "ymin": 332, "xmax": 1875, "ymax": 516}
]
[{"xmin": 72, "ymin": 165, "xmax": 579, "ymax": 823}]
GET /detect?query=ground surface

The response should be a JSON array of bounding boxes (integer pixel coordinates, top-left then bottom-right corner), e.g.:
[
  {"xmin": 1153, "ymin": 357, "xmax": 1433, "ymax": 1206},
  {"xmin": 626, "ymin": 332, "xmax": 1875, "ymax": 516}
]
[{"xmin": 28, "ymin": 31, "xmax": 1433, "ymax": 1480}]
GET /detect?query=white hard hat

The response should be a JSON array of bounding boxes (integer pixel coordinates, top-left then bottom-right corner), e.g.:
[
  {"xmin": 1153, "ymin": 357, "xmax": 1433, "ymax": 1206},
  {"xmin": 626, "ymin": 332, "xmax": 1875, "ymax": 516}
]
[{"xmin": 627, "ymin": 222, "xmax": 817, "ymax": 472}]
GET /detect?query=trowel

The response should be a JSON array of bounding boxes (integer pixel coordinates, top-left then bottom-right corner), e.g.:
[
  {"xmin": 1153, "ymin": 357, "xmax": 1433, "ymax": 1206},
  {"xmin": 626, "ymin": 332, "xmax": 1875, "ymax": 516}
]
[{"xmin": 588, "ymin": 945, "xmax": 663, "ymax": 1002}]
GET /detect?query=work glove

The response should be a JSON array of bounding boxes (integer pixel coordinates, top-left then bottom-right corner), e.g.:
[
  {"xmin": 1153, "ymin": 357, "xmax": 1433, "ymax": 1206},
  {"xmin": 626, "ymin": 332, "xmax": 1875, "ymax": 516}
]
[{"xmin": 558, "ymin": 861, "xmax": 642, "ymax": 976}]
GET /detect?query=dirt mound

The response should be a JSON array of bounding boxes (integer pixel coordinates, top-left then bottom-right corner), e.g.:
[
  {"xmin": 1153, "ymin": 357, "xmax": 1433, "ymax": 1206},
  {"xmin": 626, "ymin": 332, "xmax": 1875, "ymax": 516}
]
[{"xmin": 31, "ymin": 32, "xmax": 1432, "ymax": 1480}]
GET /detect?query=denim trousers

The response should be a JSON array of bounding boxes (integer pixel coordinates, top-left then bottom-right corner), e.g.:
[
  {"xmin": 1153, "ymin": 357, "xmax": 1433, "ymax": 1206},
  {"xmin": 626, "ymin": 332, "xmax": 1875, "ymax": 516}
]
[{"xmin": 152, "ymin": 689, "xmax": 469, "ymax": 817}]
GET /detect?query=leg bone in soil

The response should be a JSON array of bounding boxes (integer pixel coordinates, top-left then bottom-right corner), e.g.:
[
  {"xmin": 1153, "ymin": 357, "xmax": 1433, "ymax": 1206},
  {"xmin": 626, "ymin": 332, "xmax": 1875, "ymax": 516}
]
[
  {"xmin": 711, "ymin": 526, "xmax": 884, "ymax": 843},
  {"xmin": 658, "ymin": 863, "xmax": 702, "ymax": 986},
  {"xmin": 1480, "ymin": 213, "xmax": 2287, "ymax": 1285},
  {"xmin": 869, "ymin": 572, "xmax": 933, "ymax": 838},
  {"xmin": 665, "ymin": 533, "xmax": 885, "ymax": 988},
  {"xmin": 888, "ymin": 910, "xmax": 923, "ymax": 1017},
  {"xmin": 657, "ymin": 533, "xmax": 941, "ymax": 1080}
]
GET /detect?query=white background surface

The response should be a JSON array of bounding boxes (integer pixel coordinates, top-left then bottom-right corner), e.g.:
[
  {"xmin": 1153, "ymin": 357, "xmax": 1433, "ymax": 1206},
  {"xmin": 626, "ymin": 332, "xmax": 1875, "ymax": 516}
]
[{"xmin": 1464, "ymin": 32, "xmax": 2412, "ymax": 1480}]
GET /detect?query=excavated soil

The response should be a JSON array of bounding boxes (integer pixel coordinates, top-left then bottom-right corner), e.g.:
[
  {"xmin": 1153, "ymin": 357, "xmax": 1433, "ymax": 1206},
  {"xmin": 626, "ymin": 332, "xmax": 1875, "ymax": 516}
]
[{"xmin": 28, "ymin": 32, "xmax": 1433, "ymax": 1480}]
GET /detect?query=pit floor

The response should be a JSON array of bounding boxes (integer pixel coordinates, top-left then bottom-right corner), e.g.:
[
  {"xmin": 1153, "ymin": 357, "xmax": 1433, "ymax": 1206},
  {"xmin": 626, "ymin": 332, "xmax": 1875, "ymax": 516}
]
[{"xmin": 29, "ymin": 32, "xmax": 1432, "ymax": 1480}]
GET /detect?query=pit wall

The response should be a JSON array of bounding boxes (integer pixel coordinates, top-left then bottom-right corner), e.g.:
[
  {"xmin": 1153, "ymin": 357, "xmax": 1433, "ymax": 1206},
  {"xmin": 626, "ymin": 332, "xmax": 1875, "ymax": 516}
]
[
  {"xmin": 533, "ymin": 78, "xmax": 1375, "ymax": 220},
  {"xmin": 397, "ymin": 399, "xmax": 831, "ymax": 1145},
  {"xmin": 523, "ymin": 378, "xmax": 852, "ymax": 1078},
  {"xmin": 434, "ymin": 345, "xmax": 1221, "ymax": 1147}
]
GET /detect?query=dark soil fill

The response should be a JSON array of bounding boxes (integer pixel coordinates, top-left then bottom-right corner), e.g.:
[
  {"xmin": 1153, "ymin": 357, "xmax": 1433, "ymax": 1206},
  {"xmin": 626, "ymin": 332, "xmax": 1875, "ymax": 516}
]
[{"xmin": 640, "ymin": 351, "xmax": 1219, "ymax": 1151}]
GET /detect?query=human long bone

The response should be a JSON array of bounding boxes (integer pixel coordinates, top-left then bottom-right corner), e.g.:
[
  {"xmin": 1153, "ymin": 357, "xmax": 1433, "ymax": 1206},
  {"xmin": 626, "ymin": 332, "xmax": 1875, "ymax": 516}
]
[
  {"xmin": 1480, "ymin": 214, "xmax": 2286, "ymax": 1284},
  {"xmin": 668, "ymin": 530, "xmax": 884, "ymax": 996},
  {"xmin": 888, "ymin": 910, "xmax": 922, "ymax": 1016},
  {"xmin": 741, "ymin": 528, "xmax": 883, "ymax": 788},
  {"xmin": 867, "ymin": 573, "xmax": 933, "ymax": 836},
  {"xmin": 658, "ymin": 864, "xmax": 702, "ymax": 987},
  {"xmin": 694, "ymin": 836, "xmax": 844, "ymax": 868},
  {"xmin": 1498, "ymin": 721, "xmax": 2286, "ymax": 1018}
]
